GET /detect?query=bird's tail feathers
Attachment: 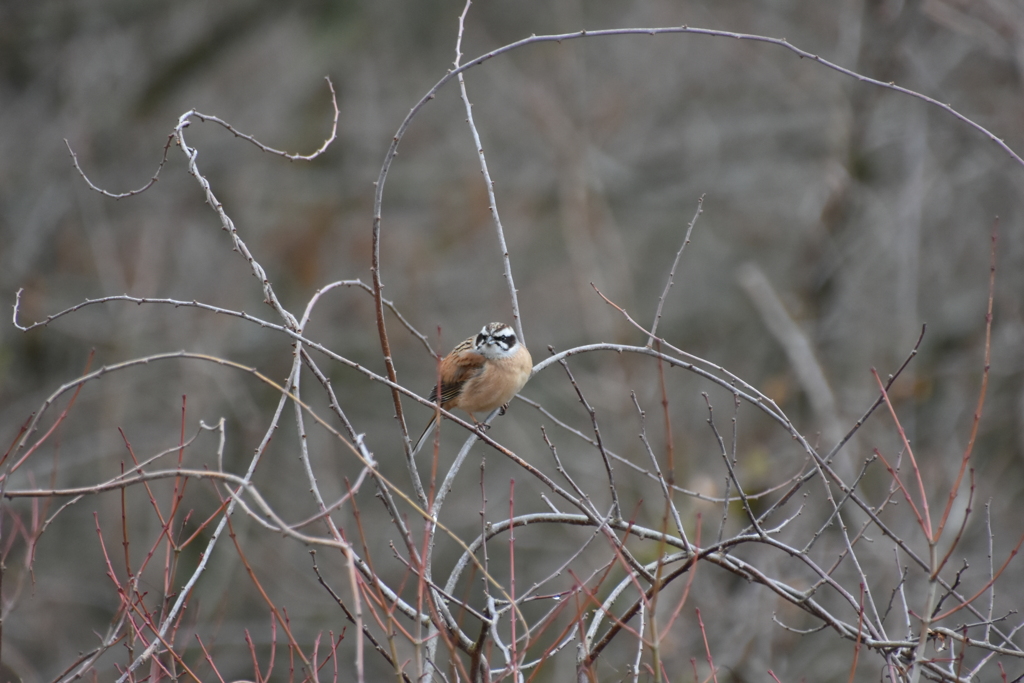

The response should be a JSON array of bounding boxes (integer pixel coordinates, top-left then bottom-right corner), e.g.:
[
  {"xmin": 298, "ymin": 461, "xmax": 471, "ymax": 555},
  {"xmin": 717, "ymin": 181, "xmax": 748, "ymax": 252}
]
[{"xmin": 410, "ymin": 415, "xmax": 439, "ymax": 458}]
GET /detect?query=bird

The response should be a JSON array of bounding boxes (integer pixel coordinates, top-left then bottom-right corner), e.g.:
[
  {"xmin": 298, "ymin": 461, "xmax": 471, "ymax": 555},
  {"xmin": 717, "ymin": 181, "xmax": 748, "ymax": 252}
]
[{"xmin": 412, "ymin": 322, "xmax": 533, "ymax": 456}]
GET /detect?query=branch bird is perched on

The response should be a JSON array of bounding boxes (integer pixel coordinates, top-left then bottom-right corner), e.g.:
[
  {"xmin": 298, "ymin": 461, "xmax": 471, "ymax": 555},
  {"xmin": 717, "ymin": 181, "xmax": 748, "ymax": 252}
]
[{"xmin": 413, "ymin": 322, "xmax": 533, "ymax": 456}]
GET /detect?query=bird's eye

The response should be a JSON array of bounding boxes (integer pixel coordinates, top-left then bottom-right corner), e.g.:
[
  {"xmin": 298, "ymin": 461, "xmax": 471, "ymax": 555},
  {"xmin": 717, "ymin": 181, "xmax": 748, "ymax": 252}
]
[{"xmin": 493, "ymin": 332, "xmax": 516, "ymax": 350}]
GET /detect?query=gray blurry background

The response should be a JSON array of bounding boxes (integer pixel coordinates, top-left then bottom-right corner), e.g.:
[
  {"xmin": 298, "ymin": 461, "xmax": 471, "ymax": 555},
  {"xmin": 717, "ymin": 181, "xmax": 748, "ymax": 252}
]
[{"xmin": 2, "ymin": 0, "xmax": 1024, "ymax": 680}]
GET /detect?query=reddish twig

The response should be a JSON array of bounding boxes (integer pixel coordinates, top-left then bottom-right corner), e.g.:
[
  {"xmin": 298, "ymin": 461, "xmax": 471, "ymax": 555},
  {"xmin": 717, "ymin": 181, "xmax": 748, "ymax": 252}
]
[
  {"xmin": 936, "ymin": 224, "xmax": 997, "ymax": 540},
  {"xmin": 931, "ymin": 529, "xmax": 1024, "ymax": 622},
  {"xmin": 848, "ymin": 583, "xmax": 865, "ymax": 683},
  {"xmin": 223, "ymin": 512, "xmax": 311, "ymax": 669},
  {"xmin": 195, "ymin": 634, "xmax": 228, "ymax": 683},
  {"xmin": 662, "ymin": 514, "xmax": 701, "ymax": 634},
  {"xmin": 871, "ymin": 369, "xmax": 932, "ymax": 539},
  {"xmin": 6, "ymin": 350, "xmax": 94, "ymax": 477},
  {"xmin": 872, "ymin": 447, "xmax": 927, "ymax": 535},
  {"xmin": 695, "ymin": 608, "xmax": 718, "ymax": 683}
]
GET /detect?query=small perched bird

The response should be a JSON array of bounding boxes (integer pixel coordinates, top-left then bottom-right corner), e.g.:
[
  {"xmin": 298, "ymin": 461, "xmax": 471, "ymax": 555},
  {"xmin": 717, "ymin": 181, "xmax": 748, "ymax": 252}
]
[{"xmin": 412, "ymin": 322, "xmax": 533, "ymax": 456}]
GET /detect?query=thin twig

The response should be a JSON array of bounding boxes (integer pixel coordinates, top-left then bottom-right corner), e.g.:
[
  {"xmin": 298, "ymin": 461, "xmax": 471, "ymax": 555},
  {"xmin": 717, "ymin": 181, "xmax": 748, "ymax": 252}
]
[
  {"xmin": 454, "ymin": 1, "xmax": 524, "ymax": 343},
  {"xmin": 648, "ymin": 194, "xmax": 704, "ymax": 346}
]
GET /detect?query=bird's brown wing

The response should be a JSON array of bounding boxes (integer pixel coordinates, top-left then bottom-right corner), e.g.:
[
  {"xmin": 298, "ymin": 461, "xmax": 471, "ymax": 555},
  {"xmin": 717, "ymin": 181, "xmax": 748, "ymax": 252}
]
[{"xmin": 428, "ymin": 352, "xmax": 486, "ymax": 407}]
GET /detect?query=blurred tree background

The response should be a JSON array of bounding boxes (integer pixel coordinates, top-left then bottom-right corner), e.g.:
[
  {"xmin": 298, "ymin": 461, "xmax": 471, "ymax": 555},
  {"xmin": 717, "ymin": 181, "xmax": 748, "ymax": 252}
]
[{"xmin": 2, "ymin": 0, "xmax": 1024, "ymax": 680}]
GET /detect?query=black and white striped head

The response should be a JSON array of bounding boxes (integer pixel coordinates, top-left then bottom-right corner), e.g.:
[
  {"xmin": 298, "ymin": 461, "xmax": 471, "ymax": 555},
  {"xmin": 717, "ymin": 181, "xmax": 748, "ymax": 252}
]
[{"xmin": 474, "ymin": 322, "xmax": 519, "ymax": 359}]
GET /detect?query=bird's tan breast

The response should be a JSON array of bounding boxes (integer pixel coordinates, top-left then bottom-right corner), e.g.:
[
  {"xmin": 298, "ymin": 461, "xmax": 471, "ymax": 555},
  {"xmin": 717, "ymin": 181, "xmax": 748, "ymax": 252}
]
[{"xmin": 455, "ymin": 348, "xmax": 533, "ymax": 414}]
